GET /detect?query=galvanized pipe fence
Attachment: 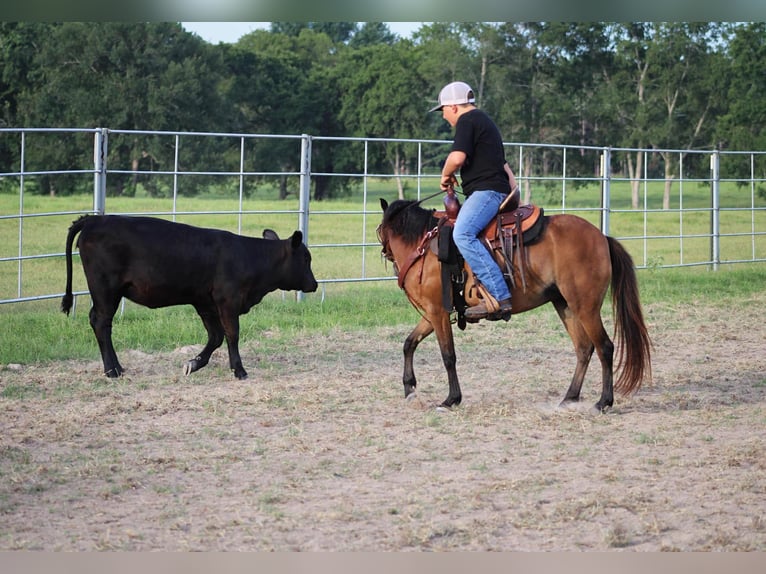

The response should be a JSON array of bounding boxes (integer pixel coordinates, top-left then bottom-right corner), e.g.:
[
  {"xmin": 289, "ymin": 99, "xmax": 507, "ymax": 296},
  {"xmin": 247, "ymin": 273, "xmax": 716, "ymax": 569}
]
[{"xmin": 1, "ymin": 127, "xmax": 765, "ymax": 306}]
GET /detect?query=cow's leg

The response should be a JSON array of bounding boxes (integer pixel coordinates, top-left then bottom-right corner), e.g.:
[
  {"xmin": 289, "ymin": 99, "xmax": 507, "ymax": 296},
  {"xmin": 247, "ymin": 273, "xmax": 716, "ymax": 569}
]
[
  {"xmin": 184, "ymin": 304, "xmax": 225, "ymax": 376},
  {"xmin": 219, "ymin": 309, "xmax": 247, "ymax": 380},
  {"xmin": 89, "ymin": 299, "xmax": 123, "ymax": 377}
]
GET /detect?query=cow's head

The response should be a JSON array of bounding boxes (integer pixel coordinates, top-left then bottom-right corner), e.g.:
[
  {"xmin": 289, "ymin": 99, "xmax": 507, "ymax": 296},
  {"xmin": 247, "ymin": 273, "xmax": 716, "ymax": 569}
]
[{"xmin": 264, "ymin": 229, "xmax": 318, "ymax": 293}]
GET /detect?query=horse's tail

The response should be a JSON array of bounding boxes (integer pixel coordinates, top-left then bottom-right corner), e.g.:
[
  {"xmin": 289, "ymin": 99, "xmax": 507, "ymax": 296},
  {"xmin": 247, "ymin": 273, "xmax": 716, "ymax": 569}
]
[
  {"xmin": 607, "ymin": 236, "xmax": 652, "ymax": 395},
  {"xmin": 61, "ymin": 215, "xmax": 89, "ymax": 316}
]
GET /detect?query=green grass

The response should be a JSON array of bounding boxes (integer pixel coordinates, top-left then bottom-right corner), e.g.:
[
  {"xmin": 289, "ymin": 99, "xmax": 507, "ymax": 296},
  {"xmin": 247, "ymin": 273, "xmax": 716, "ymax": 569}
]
[
  {"xmin": 1, "ymin": 179, "xmax": 765, "ymax": 366},
  {"xmin": 2, "ymin": 179, "xmax": 764, "ymax": 302},
  {"xmin": 639, "ymin": 263, "xmax": 766, "ymax": 304},
  {"xmin": 0, "ymin": 189, "xmax": 396, "ymax": 300},
  {"xmin": 0, "ymin": 282, "xmax": 417, "ymax": 365},
  {"xmin": 1, "ymin": 264, "xmax": 765, "ymax": 366}
]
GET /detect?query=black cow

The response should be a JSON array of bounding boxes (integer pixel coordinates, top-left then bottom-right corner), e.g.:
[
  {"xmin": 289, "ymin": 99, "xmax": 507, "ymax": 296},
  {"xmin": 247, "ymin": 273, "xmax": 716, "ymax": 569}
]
[{"xmin": 61, "ymin": 215, "xmax": 318, "ymax": 379}]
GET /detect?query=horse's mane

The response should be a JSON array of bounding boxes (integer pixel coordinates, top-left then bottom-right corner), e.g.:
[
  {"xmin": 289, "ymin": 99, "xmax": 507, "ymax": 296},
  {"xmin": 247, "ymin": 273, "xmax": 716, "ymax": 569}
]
[{"xmin": 382, "ymin": 200, "xmax": 436, "ymax": 244}]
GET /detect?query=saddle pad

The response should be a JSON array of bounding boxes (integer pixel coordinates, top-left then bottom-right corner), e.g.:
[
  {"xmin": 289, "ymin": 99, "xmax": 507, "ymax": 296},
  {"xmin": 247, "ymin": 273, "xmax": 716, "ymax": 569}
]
[{"xmin": 482, "ymin": 204, "xmax": 541, "ymax": 239}]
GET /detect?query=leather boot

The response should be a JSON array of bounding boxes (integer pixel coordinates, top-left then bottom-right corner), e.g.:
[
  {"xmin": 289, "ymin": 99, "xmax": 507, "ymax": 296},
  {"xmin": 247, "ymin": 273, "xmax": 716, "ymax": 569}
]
[
  {"xmin": 464, "ymin": 297, "xmax": 512, "ymax": 322},
  {"xmin": 464, "ymin": 300, "xmax": 492, "ymax": 321},
  {"xmin": 487, "ymin": 298, "xmax": 513, "ymax": 322}
]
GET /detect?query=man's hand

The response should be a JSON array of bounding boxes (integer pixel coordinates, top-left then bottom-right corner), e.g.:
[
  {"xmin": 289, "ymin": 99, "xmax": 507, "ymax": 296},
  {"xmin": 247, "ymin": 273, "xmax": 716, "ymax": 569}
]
[{"xmin": 440, "ymin": 173, "xmax": 458, "ymax": 191}]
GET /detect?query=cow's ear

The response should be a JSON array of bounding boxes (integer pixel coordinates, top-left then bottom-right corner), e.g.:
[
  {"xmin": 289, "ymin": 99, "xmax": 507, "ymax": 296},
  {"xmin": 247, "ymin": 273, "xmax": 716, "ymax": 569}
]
[
  {"xmin": 263, "ymin": 229, "xmax": 280, "ymax": 240},
  {"xmin": 290, "ymin": 230, "xmax": 303, "ymax": 249},
  {"xmin": 380, "ymin": 198, "xmax": 388, "ymax": 211}
]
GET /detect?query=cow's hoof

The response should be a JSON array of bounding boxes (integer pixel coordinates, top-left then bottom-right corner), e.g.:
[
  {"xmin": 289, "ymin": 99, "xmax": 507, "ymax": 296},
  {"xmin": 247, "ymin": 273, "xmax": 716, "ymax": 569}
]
[
  {"xmin": 184, "ymin": 356, "xmax": 206, "ymax": 376},
  {"xmin": 183, "ymin": 359, "xmax": 199, "ymax": 376}
]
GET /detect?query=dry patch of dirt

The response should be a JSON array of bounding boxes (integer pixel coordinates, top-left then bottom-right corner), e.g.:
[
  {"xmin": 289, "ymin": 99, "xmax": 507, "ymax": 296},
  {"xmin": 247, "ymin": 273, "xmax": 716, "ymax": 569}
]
[{"xmin": 1, "ymin": 294, "xmax": 765, "ymax": 550}]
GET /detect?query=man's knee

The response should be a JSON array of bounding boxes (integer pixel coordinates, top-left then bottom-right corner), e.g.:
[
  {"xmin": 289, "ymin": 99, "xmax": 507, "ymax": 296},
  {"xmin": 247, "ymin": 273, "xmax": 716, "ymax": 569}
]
[{"xmin": 452, "ymin": 227, "xmax": 471, "ymax": 249}]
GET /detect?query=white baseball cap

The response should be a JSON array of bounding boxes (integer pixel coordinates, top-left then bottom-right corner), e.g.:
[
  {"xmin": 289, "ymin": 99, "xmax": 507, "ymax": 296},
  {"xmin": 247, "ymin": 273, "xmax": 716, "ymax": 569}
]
[{"xmin": 428, "ymin": 81, "xmax": 476, "ymax": 112}]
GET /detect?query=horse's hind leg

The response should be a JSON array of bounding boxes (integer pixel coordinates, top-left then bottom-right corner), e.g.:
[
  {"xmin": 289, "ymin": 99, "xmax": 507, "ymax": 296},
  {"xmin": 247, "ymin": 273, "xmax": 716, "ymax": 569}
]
[
  {"xmin": 554, "ymin": 298, "xmax": 615, "ymax": 412},
  {"xmin": 553, "ymin": 299, "xmax": 593, "ymax": 406}
]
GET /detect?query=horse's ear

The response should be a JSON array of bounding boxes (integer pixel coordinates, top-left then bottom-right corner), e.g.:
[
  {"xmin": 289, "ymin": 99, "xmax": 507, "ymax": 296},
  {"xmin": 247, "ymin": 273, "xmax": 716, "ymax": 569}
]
[{"xmin": 380, "ymin": 198, "xmax": 389, "ymax": 212}]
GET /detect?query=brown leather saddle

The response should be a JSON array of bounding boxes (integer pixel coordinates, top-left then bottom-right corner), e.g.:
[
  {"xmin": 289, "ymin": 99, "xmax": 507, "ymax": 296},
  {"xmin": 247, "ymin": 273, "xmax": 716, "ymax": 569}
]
[{"xmin": 431, "ymin": 190, "xmax": 547, "ymax": 327}]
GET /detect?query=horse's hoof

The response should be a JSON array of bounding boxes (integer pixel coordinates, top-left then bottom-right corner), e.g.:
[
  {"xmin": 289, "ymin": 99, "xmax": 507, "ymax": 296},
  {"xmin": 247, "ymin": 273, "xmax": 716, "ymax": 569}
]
[
  {"xmin": 558, "ymin": 399, "xmax": 579, "ymax": 410},
  {"xmin": 435, "ymin": 405, "xmax": 453, "ymax": 413},
  {"xmin": 404, "ymin": 392, "xmax": 428, "ymax": 410},
  {"xmin": 593, "ymin": 403, "xmax": 612, "ymax": 415}
]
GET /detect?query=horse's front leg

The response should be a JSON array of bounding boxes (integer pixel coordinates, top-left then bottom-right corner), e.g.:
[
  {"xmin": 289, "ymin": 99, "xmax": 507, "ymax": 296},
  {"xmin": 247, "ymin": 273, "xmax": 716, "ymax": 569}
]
[
  {"xmin": 431, "ymin": 309, "xmax": 461, "ymax": 408},
  {"xmin": 432, "ymin": 309, "xmax": 463, "ymax": 408},
  {"xmin": 403, "ymin": 312, "xmax": 461, "ymax": 408},
  {"xmin": 403, "ymin": 316, "xmax": 434, "ymax": 398}
]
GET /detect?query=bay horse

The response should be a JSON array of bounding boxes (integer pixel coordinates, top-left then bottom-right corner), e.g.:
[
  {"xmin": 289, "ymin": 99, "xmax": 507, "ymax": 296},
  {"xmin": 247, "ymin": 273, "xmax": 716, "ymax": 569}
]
[{"xmin": 377, "ymin": 194, "xmax": 652, "ymax": 412}]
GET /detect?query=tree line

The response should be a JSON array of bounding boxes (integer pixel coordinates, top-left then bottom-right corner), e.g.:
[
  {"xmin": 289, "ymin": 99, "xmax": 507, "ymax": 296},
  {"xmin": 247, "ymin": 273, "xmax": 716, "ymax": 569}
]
[{"xmin": 1, "ymin": 21, "xmax": 764, "ymax": 199}]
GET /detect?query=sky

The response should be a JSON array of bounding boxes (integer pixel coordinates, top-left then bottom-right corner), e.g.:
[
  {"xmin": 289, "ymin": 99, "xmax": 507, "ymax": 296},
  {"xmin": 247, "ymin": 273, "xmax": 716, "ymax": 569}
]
[{"xmin": 181, "ymin": 22, "xmax": 425, "ymax": 44}]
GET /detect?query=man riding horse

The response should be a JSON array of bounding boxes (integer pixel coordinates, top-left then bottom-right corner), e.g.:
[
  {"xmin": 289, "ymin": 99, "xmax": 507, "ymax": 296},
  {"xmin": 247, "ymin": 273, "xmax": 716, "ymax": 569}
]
[{"xmin": 430, "ymin": 80, "xmax": 517, "ymax": 322}]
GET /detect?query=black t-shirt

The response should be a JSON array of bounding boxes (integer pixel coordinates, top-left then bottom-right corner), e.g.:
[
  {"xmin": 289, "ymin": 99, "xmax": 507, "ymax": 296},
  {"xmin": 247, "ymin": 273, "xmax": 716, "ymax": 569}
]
[{"xmin": 451, "ymin": 108, "xmax": 509, "ymax": 196}]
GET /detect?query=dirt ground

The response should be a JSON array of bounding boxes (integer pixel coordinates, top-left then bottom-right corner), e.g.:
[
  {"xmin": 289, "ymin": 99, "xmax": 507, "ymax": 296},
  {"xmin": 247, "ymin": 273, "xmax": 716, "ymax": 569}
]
[{"xmin": 1, "ymin": 292, "xmax": 765, "ymax": 551}]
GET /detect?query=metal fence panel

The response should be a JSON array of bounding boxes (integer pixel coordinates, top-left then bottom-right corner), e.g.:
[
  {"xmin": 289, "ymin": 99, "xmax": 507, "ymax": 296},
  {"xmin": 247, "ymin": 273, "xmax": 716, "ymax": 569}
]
[{"xmin": 1, "ymin": 128, "xmax": 765, "ymax": 306}]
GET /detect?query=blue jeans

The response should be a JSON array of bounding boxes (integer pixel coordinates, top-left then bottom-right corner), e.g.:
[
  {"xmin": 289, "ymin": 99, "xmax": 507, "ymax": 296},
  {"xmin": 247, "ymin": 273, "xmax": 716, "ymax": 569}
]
[{"xmin": 453, "ymin": 190, "xmax": 511, "ymax": 302}]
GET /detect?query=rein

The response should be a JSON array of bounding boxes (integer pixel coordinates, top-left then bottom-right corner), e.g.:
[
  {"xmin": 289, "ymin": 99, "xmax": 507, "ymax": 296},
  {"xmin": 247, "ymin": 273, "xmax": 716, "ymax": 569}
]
[
  {"xmin": 379, "ymin": 190, "xmax": 471, "ymax": 319},
  {"xmin": 394, "ymin": 225, "xmax": 439, "ymax": 289},
  {"xmin": 379, "ymin": 190, "xmax": 447, "ymax": 289}
]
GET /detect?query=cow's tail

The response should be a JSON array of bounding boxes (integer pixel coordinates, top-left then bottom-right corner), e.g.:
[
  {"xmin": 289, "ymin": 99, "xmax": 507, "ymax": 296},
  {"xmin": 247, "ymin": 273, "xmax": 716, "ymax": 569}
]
[{"xmin": 61, "ymin": 215, "xmax": 89, "ymax": 315}]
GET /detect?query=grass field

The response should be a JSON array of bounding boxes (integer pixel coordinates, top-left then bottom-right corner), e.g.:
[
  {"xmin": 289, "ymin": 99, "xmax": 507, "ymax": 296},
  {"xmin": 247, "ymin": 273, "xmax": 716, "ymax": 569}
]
[
  {"xmin": 1, "ymin": 178, "xmax": 764, "ymax": 367},
  {"xmin": 1, "ymin": 265, "xmax": 764, "ymax": 551},
  {"xmin": 1, "ymin": 261, "xmax": 765, "ymax": 367},
  {"xmin": 1, "ymin": 179, "xmax": 765, "ymax": 302},
  {"xmin": 1, "ymin": 181, "xmax": 766, "ymax": 551}
]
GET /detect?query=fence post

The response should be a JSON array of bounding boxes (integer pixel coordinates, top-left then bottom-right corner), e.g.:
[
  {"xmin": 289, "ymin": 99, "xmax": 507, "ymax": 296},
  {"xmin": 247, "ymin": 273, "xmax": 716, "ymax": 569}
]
[
  {"xmin": 600, "ymin": 147, "xmax": 611, "ymax": 235},
  {"xmin": 297, "ymin": 134, "xmax": 312, "ymax": 302},
  {"xmin": 710, "ymin": 150, "xmax": 721, "ymax": 271},
  {"xmin": 93, "ymin": 128, "xmax": 107, "ymax": 215}
]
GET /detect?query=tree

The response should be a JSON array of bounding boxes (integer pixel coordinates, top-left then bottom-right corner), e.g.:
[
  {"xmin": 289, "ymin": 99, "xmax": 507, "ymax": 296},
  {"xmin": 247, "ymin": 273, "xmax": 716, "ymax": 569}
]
[
  {"xmin": 643, "ymin": 23, "xmax": 727, "ymax": 209},
  {"xmin": 480, "ymin": 23, "xmax": 551, "ymax": 203},
  {"xmin": 527, "ymin": 22, "xmax": 613, "ymax": 135},
  {"xmin": 13, "ymin": 22, "xmax": 229, "ymax": 196},
  {"xmin": 270, "ymin": 22, "xmax": 357, "ymax": 44},
  {"xmin": 603, "ymin": 23, "xmax": 729, "ymax": 209},
  {"xmin": 234, "ymin": 28, "xmax": 348, "ymax": 199},
  {"xmin": 716, "ymin": 23, "xmax": 766, "ymax": 187},
  {"xmin": 0, "ymin": 23, "xmax": 58, "ymax": 189},
  {"xmin": 350, "ymin": 22, "xmax": 396, "ymax": 47},
  {"xmin": 0, "ymin": 22, "xmax": 54, "ymax": 127},
  {"xmin": 336, "ymin": 42, "xmax": 432, "ymax": 199}
]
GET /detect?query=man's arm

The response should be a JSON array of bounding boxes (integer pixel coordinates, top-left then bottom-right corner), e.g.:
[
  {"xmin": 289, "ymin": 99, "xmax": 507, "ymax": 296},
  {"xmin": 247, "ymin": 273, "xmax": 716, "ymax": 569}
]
[{"xmin": 440, "ymin": 150, "xmax": 467, "ymax": 190}]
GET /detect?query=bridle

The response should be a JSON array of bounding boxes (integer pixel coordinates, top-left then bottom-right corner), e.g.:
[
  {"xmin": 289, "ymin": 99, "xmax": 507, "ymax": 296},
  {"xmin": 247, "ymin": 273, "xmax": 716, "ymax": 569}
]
[
  {"xmin": 376, "ymin": 189, "xmax": 446, "ymax": 263},
  {"xmin": 376, "ymin": 222, "xmax": 395, "ymax": 263},
  {"xmin": 377, "ymin": 193, "xmax": 446, "ymax": 290}
]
